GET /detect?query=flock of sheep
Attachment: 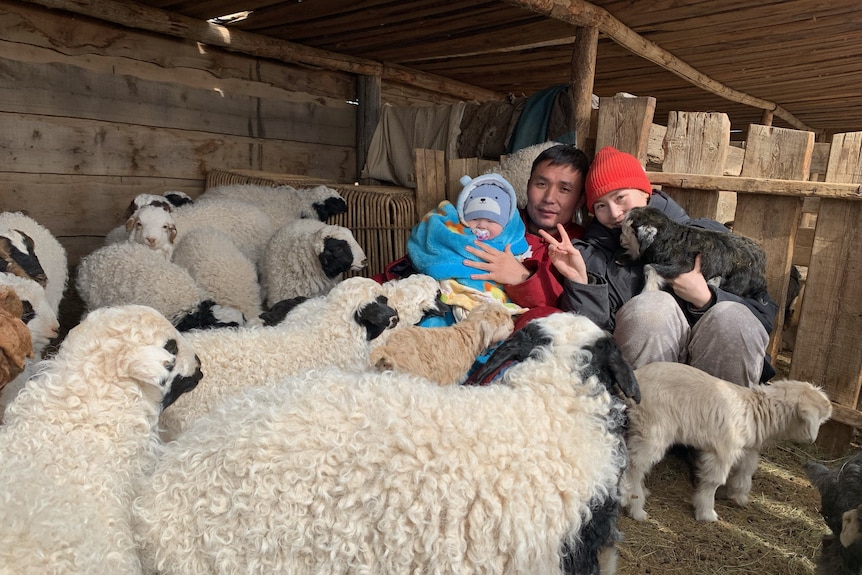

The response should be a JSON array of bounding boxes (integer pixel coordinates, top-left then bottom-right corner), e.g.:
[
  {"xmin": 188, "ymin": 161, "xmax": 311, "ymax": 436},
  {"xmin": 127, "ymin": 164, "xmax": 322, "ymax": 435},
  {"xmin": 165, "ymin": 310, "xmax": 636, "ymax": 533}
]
[{"xmin": 0, "ymin": 179, "xmax": 857, "ymax": 574}]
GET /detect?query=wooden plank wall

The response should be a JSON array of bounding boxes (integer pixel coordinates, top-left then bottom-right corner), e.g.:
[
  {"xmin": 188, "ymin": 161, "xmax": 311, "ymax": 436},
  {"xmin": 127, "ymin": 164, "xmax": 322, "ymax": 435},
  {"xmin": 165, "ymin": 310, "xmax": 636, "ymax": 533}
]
[{"xmin": 0, "ymin": 1, "xmax": 367, "ymax": 264}]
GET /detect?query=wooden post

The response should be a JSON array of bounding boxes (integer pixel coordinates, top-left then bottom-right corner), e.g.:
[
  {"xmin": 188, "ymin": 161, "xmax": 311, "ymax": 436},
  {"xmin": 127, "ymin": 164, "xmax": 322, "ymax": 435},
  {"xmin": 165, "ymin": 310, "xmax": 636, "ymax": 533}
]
[
  {"xmin": 594, "ymin": 96, "xmax": 656, "ymax": 162},
  {"xmin": 357, "ymin": 75, "xmax": 381, "ymax": 185},
  {"xmin": 413, "ymin": 148, "xmax": 447, "ymax": 220},
  {"xmin": 660, "ymin": 112, "xmax": 731, "ymax": 219},
  {"xmin": 790, "ymin": 132, "xmax": 862, "ymax": 455},
  {"xmin": 734, "ymin": 124, "xmax": 812, "ymax": 378},
  {"xmin": 571, "ymin": 26, "xmax": 598, "ymax": 152},
  {"xmin": 760, "ymin": 109, "xmax": 774, "ymax": 126}
]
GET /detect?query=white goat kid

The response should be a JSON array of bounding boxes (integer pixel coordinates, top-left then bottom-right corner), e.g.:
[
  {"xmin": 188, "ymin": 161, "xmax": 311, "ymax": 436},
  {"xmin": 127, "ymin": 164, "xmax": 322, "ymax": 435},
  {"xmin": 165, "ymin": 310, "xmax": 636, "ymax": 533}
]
[{"xmin": 621, "ymin": 362, "xmax": 832, "ymax": 522}]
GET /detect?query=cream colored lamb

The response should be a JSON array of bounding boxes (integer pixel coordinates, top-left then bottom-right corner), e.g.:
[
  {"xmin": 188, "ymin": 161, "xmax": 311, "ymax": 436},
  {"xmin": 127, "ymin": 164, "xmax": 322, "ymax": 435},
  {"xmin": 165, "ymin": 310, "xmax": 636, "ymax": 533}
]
[
  {"xmin": 369, "ymin": 301, "xmax": 513, "ymax": 385},
  {"xmin": 0, "ymin": 304, "xmax": 203, "ymax": 575},
  {"xmin": 621, "ymin": 362, "xmax": 833, "ymax": 522}
]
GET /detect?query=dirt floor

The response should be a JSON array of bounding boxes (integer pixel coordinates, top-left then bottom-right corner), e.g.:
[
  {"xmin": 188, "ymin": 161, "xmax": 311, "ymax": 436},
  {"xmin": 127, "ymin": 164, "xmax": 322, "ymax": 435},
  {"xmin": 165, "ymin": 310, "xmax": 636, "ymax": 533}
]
[{"xmin": 614, "ymin": 439, "xmax": 849, "ymax": 575}]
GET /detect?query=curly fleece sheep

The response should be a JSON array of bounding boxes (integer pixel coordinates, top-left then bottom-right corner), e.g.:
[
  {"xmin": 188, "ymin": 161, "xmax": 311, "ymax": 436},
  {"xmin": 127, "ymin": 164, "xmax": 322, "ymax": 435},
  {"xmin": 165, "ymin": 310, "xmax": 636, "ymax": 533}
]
[
  {"xmin": 260, "ymin": 218, "xmax": 367, "ymax": 306},
  {"xmin": 76, "ymin": 242, "xmax": 245, "ymax": 330},
  {"xmin": 0, "ymin": 304, "xmax": 203, "ymax": 575},
  {"xmin": 134, "ymin": 312, "xmax": 637, "ymax": 575},
  {"xmin": 158, "ymin": 276, "xmax": 398, "ymax": 440}
]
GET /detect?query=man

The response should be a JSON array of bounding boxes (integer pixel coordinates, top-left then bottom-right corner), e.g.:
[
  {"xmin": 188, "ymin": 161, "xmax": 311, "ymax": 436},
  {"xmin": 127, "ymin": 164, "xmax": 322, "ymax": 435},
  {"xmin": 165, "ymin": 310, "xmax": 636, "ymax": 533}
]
[{"xmin": 461, "ymin": 143, "xmax": 590, "ymax": 329}]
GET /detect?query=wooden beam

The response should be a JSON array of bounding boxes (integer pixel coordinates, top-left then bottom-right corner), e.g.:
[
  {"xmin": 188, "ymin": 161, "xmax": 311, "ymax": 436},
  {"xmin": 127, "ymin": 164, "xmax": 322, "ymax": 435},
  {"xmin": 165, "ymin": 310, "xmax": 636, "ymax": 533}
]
[
  {"xmin": 648, "ymin": 173, "xmax": 862, "ymax": 199},
  {"xmin": 504, "ymin": 0, "xmax": 816, "ymax": 133},
  {"xmin": 570, "ymin": 25, "xmax": 598, "ymax": 152},
  {"xmin": 21, "ymin": 0, "xmax": 503, "ymax": 103}
]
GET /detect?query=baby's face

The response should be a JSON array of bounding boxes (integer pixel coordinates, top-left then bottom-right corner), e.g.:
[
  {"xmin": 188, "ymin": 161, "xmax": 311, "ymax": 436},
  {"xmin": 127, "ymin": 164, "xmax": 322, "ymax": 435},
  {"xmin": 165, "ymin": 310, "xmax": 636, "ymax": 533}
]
[{"xmin": 466, "ymin": 218, "xmax": 504, "ymax": 240}]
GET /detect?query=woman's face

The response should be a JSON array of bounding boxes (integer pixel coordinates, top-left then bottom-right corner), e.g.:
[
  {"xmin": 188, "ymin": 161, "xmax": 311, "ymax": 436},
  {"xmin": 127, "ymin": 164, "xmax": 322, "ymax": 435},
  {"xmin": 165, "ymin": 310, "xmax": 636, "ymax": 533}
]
[{"xmin": 591, "ymin": 188, "xmax": 650, "ymax": 228}]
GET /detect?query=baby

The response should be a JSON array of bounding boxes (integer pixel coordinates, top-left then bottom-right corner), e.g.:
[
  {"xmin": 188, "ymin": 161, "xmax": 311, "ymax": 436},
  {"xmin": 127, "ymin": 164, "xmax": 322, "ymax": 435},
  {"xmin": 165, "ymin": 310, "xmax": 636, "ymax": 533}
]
[{"xmin": 407, "ymin": 173, "xmax": 530, "ymax": 323}]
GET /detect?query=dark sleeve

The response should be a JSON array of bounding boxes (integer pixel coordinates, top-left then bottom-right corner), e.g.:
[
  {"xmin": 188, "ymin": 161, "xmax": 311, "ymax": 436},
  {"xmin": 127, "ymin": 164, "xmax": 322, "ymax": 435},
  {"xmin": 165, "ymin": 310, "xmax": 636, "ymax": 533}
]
[{"xmin": 558, "ymin": 275, "xmax": 615, "ymax": 331}]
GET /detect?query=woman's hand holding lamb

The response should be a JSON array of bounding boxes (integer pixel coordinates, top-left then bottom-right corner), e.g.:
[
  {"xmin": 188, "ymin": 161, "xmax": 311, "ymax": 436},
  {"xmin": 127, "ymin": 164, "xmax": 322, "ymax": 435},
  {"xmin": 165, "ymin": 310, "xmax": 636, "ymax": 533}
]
[
  {"xmin": 666, "ymin": 253, "xmax": 713, "ymax": 309},
  {"xmin": 463, "ymin": 241, "xmax": 530, "ymax": 285},
  {"xmin": 540, "ymin": 224, "xmax": 588, "ymax": 284}
]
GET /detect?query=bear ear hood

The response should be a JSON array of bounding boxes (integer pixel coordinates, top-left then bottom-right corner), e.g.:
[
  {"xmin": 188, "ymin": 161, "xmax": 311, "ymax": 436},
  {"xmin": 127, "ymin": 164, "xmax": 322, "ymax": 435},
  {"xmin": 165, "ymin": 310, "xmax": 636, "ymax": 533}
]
[{"xmin": 456, "ymin": 173, "xmax": 519, "ymax": 226}]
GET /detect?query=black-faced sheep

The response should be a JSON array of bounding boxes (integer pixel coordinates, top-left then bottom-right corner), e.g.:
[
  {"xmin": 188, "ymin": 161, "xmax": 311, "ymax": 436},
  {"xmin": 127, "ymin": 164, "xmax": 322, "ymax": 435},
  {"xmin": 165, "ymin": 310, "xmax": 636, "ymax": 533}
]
[
  {"xmin": 805, "ymin": 451, "xmax": 862, "ymax": 574},
  {"xmin": 622, "ymin": 362, "xmax": 833, "ymax": 522},
  {"xmin": 0, "ymin": 229, "xmax": 47, "ymax": 287},
  {"xmin": 0, "ymin": 212, "xmax": 68, "ymax": 318},
  {"xmin": 133, "ymin": 312, "xmax": 637, "ymax": 575},
  {"xmin": 158, "ymin": 276, "xmax": 398, "ymax": 440},
  {"xmin": 619, "ymin": 206, "xmax": 769, "ymax": 300},
  {"xmin": 76, "ymin": 242, "xmax": 245, "ymax": 331},
  {"xmin": 0, "ymin": 304, "xmax": 203, "ymax": 575},
  {"xmin": 172, "ymin": 197, "xmax": 276, "ymax": 264},
  {"xmin": 171, "ymin": 227, "xmax": 264, "ymax": 326},
  {"xmin": 369, "ymin": 300, "xmax": 513, "ymax": 385},
  {"xmin": 260, "ymin": 218, "xmax": 367, "ymax": 306},
  {"xmin": 200, "ymin": 182, "xmax": 348, "ymax": 227}
]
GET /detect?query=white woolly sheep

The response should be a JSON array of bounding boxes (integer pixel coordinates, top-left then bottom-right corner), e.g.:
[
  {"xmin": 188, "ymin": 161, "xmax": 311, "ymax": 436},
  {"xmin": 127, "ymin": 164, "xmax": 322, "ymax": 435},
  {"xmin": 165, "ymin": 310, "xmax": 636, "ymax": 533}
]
[
  {"xmin": 124, "ymin": 203, "xmax": 177, "ymax": 259},
  {"xmin": 172, "ymin": 197, "xmax": 276, "ymax": 264},
  {"xmin": 133, "ymin": 312, "xmax": 637, "ymax": 575},
  {"xmin": 158, "ymin": 276, "xmax": 398, "ymax": 440},
  {"xmin": 805, "ymin": 451, "xmax": 862, "ymax": 574},
  {"xmin": 0, "ymin": 304, "xmax": 203, "ymax": 575},
  {"xmin": 369, "ymin": 300, "xmax": 513, "ymax": 385},
  {"xmin": 621, "ymin": 362, "xmax": 833, "ymax": 522},
  {"xmin": 171, "ymin": 227, "xmax": 264, "ymax": 327},
  {"xmin": 260, "ymin": 218, "xmax": 366, "ymax": 306},
  {"xmin": 0, "ymin": 211, "xmax": 68, "ymax": 316},
  {"xmin": 0, "ymin": 272, "xmax": 59, "ymax": 359},
  {"xmin": 486, "ymin": 141, "xmax": 562, "ymax": 209},
  {"xmin": 200, "ymin": 182, "xmax": 347, "ymax": 227},
  {"xmin": 76, "ymin": 242, "xmax": 245, "ymax": 330}
]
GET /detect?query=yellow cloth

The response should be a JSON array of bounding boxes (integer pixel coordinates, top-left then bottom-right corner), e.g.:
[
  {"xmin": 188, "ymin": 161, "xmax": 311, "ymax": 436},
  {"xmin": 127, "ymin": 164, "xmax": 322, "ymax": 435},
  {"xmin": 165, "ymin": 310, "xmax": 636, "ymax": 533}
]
[{"xmin": 438, "ymin": 279, "xmax": 527, "ymax": 315}]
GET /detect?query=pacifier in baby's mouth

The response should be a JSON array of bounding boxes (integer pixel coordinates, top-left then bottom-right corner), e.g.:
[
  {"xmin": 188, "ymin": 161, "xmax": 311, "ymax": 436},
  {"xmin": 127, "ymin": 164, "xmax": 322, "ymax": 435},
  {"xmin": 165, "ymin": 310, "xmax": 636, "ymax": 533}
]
[{"xmin": 474, "ymin": 228, "xmax": 491, "ymax": 240}]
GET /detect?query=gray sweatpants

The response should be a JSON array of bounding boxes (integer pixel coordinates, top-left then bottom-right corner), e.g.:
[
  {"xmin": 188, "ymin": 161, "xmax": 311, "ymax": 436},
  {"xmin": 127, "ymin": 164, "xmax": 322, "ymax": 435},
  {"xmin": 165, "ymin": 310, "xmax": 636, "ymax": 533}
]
[{"xmin": 613, "ymin": 290, "xmax": 769, "ymax": 387}]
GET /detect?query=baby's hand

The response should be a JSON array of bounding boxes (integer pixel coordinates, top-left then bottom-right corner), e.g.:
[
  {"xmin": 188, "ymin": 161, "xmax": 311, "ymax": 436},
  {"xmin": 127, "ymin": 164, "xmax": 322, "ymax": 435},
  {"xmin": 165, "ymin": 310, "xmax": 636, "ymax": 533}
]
[{"xmin": 538, "ymin": 224, "xmax": 588, "ymax": 284}]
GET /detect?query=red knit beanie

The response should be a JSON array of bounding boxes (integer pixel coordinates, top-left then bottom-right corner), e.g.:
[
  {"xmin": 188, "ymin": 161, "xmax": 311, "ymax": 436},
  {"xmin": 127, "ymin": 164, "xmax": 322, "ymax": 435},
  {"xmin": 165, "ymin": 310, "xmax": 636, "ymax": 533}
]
[{"xmin": 585, "ymin": 147, "xmax": 653, "ymax": 213}]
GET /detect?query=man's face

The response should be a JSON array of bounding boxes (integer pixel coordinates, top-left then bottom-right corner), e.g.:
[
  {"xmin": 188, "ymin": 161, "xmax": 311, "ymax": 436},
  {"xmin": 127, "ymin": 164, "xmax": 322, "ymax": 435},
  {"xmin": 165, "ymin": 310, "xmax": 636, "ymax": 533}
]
[{"xmin": 525, "ymin": 160, "xmax": 584, "ymax": 234}]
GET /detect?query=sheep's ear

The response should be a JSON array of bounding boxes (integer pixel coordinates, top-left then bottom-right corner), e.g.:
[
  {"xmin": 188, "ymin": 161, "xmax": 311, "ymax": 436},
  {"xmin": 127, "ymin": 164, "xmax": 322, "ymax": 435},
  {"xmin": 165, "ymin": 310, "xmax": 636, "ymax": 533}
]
[
  {"xmin": 586, "ymin": 337, "xmax": 640, "ymax": 402},
  {"xmin": 125, "ymin": 217, "xmax": 136, "ymax": 233},
  {"xmin": 168, "ymin": 224, "xmax": 177, "ymax": 243}
]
